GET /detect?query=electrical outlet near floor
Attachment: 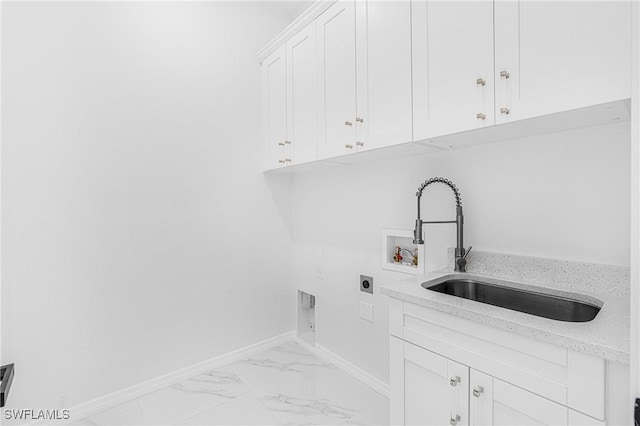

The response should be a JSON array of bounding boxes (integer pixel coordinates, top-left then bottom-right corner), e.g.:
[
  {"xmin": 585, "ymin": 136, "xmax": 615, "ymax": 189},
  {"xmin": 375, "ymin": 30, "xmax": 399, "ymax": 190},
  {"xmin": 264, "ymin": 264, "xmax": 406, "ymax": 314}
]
[{"xmin": 359, "ymin": 302, "xmax": 374, "ymax": 322}]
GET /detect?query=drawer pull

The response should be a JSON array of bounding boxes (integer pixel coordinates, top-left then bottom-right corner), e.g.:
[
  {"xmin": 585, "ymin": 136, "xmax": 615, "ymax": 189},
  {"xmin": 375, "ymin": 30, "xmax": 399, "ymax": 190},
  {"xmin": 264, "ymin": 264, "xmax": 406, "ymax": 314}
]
[
  {"xmin": 450, "ymin": 414, "xmax": 461, "ymax": 426},
  {"xmin": 449, "ymin": 376, "xmax": 461, "ymax": 387}
]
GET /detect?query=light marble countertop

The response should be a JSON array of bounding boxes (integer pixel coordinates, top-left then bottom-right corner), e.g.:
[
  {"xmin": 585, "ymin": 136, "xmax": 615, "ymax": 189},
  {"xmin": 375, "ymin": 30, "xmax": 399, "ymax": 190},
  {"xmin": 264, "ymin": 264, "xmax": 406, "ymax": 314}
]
[{"xmin": 380, "ymin": 250, "xmax": 630, "ymax": 364}]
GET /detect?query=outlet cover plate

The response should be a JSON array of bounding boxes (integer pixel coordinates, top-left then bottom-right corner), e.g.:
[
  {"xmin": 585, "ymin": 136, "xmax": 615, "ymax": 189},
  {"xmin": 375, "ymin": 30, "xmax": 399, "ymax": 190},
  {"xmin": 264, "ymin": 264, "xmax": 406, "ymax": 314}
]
[
  {"xmin": 359, "ymin": 302, "xmax": 374, "ymax": 322},
  {"xmin": 360, "ymin": 275, "xmax": 373, "ymax": 294}
]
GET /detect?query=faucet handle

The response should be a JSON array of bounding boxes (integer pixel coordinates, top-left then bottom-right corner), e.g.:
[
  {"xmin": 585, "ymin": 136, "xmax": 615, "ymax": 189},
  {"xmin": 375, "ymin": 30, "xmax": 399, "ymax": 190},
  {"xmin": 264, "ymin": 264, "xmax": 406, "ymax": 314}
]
[
  {"xmin": 463, "ymin": 246, "xmax": 472, "ymax": 259},
  {"xmin": 456, "ymin": 246, "xmax": 472, "ymax": 271}
]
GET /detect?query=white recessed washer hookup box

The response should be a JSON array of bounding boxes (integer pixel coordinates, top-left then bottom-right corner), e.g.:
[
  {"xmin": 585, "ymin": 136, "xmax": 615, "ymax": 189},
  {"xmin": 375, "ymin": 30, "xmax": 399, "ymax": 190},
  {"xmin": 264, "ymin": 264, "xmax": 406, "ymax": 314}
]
[{"xmin": 381, "ymin": 228, "xmax": 425, "ymax": 275}]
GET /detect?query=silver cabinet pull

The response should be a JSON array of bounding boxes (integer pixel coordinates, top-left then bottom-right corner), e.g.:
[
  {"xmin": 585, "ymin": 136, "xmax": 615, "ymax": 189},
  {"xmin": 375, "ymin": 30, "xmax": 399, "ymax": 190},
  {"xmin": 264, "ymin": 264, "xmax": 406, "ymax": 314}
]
[
  {"xmin": 356, "ymin": 117, "xmax": 364, "ymax": 123},
  {"xmin": 476, "ymin": 113, "xmax": 486, "ymax": 120},
  {"xmin": 500, "ymin": 107, "xmax": 510, "ymax": 115},
  {"xmin": 284, "ymin": 141, "xmax": 291, "ymax": 145},
  {"xmin": 356, "ymin": 141, "xmax": 364, "ymax": 147},
  {"xmin": 473, "ymin": 386, "xmax": 484, "ymax": 398},
  {"xmin": 500, "ymin": 69, "xmax": 510, "ymax": 79},
  {"xmin": 450, "ymin": 415, "xmax": 461, "ymax": 426},
  {"xmin": 476, "ymin": 77, "xmax": 486, "ymax": 86},
  {"xmin": 284, "ymin": 158, "xmax": 292, "ymax": 163},
  {"xmin": 344, "ymin": 121, "xmax": 353, "ymax": 126},
  {"xmin": 278, "ymin": 160, "xmax": 285, "ymax": 164},
  {"xmin": 278, "ymin": 142, "xmax": 285, "ymax": 146},
  {"xmin": 345, "ymin": 144, "xmax": 353, "ymax": 149},
  {"xmin": 449, "ymin": 376, "xmax": 461, "ymax": 387}
]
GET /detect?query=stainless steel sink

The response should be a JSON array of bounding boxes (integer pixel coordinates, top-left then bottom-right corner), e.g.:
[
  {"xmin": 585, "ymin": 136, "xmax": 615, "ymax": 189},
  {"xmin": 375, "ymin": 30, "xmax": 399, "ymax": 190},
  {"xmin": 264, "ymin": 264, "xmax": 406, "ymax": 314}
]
[{"xmin": 422, "ymin": 279, "xmax": 601, "ymax": 322}]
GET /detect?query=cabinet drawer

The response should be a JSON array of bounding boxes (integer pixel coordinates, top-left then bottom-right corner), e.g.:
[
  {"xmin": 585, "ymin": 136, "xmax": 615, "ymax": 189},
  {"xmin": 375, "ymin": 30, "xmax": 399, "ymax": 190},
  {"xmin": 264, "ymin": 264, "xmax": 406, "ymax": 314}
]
[{"xmin": 391, "ymin": 301, "xmax": 605, "ymax": 420}]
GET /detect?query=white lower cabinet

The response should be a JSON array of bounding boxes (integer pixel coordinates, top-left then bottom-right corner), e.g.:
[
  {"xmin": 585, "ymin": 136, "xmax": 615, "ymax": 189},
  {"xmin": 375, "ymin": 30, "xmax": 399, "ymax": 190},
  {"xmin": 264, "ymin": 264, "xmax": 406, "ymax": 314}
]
[
  {"xmin": 399, "ymin": 339, "xmax": 468, "ymax": 425},
  {"xmin": 388, "ymin": 300, "xmax": 620, "ymax": 426},
  {"xmin": 392, "ymin": 337, "xmax": 607, "ymax": 426}
]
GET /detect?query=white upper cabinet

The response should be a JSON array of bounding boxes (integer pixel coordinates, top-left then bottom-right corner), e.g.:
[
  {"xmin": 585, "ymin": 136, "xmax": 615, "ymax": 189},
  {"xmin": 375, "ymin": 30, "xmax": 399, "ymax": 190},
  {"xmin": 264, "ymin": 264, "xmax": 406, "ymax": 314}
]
[
  {"xmin": 260, "ymin": 0, "xmax": 632, "ymax": 171},
  {"xmin": 286, "ymin": 22, "xmax": 318, "ymax": 164},
  {"xmin": 317, "ymin": 0, "xmax": 358, "ymax": 159},
  {"xmin": 412, "ymin": 0, "xmax": 495, "ymax": 141},
  {"xmin": 494, "ymin": 0, "xmax": 632, "ymax": 123},
  {"xmin": 355, "ymin": 1, "xmax": 413, "ymax": 150},
  {"xmin": 263, "ymin": 46, "xmax": 287, "ymax": 168}
]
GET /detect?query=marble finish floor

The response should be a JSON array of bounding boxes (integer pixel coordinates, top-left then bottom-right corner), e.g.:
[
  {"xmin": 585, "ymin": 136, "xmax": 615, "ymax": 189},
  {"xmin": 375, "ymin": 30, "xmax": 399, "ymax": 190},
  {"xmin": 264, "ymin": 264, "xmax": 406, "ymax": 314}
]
[{"xmin": 71, "ymin": 341, "xmax": 389, "ymax": 425}]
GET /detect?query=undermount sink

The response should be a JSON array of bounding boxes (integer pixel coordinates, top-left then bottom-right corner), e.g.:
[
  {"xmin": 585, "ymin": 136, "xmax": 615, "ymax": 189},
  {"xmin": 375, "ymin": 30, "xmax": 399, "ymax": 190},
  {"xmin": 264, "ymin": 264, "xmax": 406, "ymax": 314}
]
[{"xmin": 422, "ymin": 279, "xmax": 601, "ymax": 322}]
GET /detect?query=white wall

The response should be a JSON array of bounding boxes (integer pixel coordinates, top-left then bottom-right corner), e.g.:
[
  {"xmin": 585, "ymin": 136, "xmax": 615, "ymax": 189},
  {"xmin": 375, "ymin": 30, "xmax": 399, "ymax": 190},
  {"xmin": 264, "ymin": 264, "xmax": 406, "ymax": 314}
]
[
  {"xmin": 292, "ymin": 122, "xmax": 631, "ymax": 384},
  {"xmin": 1, "ymin": 2, "xmax": 295, "ymax": 410}
]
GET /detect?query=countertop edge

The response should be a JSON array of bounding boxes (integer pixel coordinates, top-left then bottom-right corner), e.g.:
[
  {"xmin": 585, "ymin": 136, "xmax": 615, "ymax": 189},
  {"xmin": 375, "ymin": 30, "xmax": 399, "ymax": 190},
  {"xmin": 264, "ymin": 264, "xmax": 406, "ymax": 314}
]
[{"xmin": 380, "ymin": 282, "xmax": 630, "ymax": 365}]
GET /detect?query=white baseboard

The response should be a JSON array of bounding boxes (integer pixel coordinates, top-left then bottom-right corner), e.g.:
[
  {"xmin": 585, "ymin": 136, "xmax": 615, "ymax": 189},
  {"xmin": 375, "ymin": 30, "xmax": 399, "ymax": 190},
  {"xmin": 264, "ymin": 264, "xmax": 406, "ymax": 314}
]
[
  {"xmin": 292, "ymin": 336, "xmax": 390, "ymax": 398},
  {"xmin": 52, "ymin": 331, "xmax": 295, "ymax": 425}
]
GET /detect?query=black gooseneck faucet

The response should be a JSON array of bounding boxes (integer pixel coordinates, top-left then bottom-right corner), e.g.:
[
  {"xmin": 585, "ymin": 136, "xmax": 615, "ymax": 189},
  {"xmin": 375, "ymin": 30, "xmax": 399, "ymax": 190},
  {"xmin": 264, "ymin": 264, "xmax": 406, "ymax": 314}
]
[{"xmin": 413, "ymin": 177, "xmax": 471, "ymax": 272}]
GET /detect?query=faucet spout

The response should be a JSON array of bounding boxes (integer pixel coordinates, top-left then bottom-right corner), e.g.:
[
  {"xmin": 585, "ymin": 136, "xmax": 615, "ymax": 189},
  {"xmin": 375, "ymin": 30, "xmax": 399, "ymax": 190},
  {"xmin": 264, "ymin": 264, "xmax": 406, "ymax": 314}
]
[{"xmin": 413, "ymin": 177, "xmax": 470, "ymax": 272}]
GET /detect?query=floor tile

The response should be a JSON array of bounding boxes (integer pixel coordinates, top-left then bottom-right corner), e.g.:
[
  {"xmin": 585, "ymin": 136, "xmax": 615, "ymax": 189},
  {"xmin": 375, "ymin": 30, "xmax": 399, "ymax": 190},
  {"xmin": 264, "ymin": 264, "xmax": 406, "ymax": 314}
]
[
  {"xmin": 67, "ymin": 341, "xmax": 388, "ymax": 426},
  {"xmin": 260, "ymin": 393, "xmax": 358, "ymax": 425},
  {"xmin": 137, "ymin": 371, "xmax": 249, "ymax": 425},
  {"xmin": 220, "ymin": 342, "xmax": 388, "ymax": 425},
  {"xmin": 179, "ymin": 392, "xmax": 281, "ymax": 425},
  {"xmin": 72, "ymin": 400, "xmax": 145, "ymax": 425}
]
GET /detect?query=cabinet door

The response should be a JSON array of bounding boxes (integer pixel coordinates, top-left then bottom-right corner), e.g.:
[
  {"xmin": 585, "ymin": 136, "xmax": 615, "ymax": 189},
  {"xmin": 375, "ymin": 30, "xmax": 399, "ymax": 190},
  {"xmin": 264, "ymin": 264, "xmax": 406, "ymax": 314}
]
[
  {"xmin": 469, "ymin": 370, "xmax": 493, "ymax": 426},
  {"xmin": 263, "ymin": 46, "xmax": 287, "ymax": 169},
  {"xmin": 317, "ymin": 0, "xmax": 357, "ymax": 159},
  {"xmin": 493, "ymin": 379, "xmax": 568, "ymax": 426},
  {"xmin": 286, "ymin": 23, "xmax": 317, "ymax": 165},
  {"xmin": 392, "ymin": 339, "xmax": 469, "ymax": 426},
  {"xmin": 412, "ymin": 0, "xmax": 494, "ymax": 141},
  {"xmin": 494, "ymin": 0, "xmax": 632, "ymax": 123},
  {"xmin": 355, "ymin": 0, "xmax": 412, "ymax": 151}
]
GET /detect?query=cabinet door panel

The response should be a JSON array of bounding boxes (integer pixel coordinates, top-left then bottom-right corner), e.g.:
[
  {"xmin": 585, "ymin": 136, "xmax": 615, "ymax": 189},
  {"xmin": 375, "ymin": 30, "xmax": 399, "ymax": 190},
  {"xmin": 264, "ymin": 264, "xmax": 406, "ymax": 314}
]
[
  {"xmin": 568, "ymin": 410, "xmax": 604, "ymax": 426},
  {"xmin": 402, "ymin": 342, "xmax": 471, "ymax": 426},
  {"xmin": 412, "ymin": 0, "xmax": 494, "ymax": 141},
  {"xmin": 356, "ymin": 0, "xmax": 412, "ymax": 150},
  {"xmin": 286, "ymin": 23, "xmax": 317, "ymax": 164},
  {"xmin": 494, "ymin": 380, "xmax": 567, "ymax": 426},
  {"xmin": 494, "ymin": 0, "xmax": 631, "ymax": 123},
  {"xmin": 470, "ymin": 370, "xmax": 493, "ymax": 426},
  {"xmin": 403, "ymin": 342, "xmax": 450, "ymax": 425},
  {"xmin": 263, "ymin": 46, "xmax": 287, "ymax": 168},
  {"xmin": 317, "ymin": 0, "xmax": 357, "ymax": 159}
]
